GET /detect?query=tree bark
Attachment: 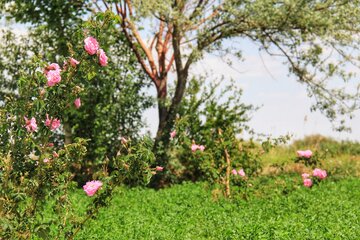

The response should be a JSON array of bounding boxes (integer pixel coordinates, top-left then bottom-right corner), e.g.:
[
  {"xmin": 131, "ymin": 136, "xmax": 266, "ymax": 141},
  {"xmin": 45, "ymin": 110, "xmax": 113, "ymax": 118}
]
[{"xmin": 64, "ymin": 122, "xmax": 72, "ymax": 145}]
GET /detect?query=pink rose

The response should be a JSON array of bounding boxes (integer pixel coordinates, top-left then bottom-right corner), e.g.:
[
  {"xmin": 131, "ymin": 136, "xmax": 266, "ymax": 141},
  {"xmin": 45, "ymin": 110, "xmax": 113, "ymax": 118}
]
[
  {"xmin": 297, "ymin": 150, "xmax": 312, "ymax": 158},
  {"xmin": 170, "ymin": 130, "xmax": 176, "ymax": 139},
  {"xmin": 313, "ymin": 168, "xmax": 327, "ymax": 180},
  {"xmin": 46, "ymin": 69, "xmax": 61, "ymax": 87},
  {"xmin": 238, "ymin": 169, "xmax": 246, "ymax": 177},
  {"xmin": 70, "ymin": 57, "xmax": 80, "ymax": 67},
  {"xmin": 45, "ymin": 114, "xmax": 61, "ymax": 131},
  {"xmin": 191, "ymin": 143, "xmax": 205, "ymax": 152},
  {"xmin": 83, "ymin": 180, "xmax": 103, "ymax": 197},
  {"xmin": 303, "ymin": 150, "xmax": 313, "ymax": 158},
  {"xmin": 24, "ymin": 116, "xmax": 37, "ymax": 132},
  {"xmin": 43, "ymin": 158, "xmax": 50, "ymax": 163},
  {"xmin": 198, "ymin": 145, "xmax": 205, "ymax": 151},
  {"xmin": 74, "ymin": 98, "xmax": 81, "ymax": 109},
  {"xmin": 191, "ymin": 144, "xmax": 199, "ymax": 152},
  {"xmin": 155, "ymin": 166, "xmax": 164, "ymax": 172},
  {"xmin": 303, "ymin": 178, "xmax": 313, "ymax": 188},
  {"xmin": 301, "ymin": 173, "xmax": 310, "ymax": 179},
  {"xmin": 44, "ymin": 63, "xmax": 60, "ymax": 75},
  {"xmin": 231, "ymin": 169, "xmax": 238, "ymax": 175},
  {"xmin": 98, "ymin": 49, "xmax": 108, "ymax": 66},
  {"xmin": 84, "ymin": 36, "xmax": 99, "ymax": 55}
]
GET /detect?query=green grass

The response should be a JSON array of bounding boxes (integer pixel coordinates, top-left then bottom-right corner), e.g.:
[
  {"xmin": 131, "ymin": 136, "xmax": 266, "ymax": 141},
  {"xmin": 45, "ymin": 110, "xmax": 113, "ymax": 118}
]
[{"xmin": 75, "ymin": 178, "xmax": 360, "ymax": 240}]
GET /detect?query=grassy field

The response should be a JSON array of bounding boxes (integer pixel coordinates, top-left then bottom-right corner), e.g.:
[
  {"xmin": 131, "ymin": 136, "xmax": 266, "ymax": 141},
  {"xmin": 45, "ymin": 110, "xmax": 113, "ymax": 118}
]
[{"xmin": 74, "ymin": 177, "xmax": 360, "ymax": 240}]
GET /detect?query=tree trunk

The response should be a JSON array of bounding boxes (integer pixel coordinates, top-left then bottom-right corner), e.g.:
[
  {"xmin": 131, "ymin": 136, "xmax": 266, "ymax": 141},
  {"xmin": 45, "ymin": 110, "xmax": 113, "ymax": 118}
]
[
  {"xmin": 150, "ymin": 22, "xmax": 190, "ymax": 188},
  {"xmin": 64, "ymin": 122, "xmax": 72, "ymax": 145},
  {"xmin": 151, "ymin": 73, "xmax": 188, "ymax": 188}
]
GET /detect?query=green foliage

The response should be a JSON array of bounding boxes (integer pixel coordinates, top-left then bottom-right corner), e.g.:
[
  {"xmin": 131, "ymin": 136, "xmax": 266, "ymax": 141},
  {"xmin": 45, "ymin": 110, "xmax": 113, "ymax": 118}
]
[
  {"xmin": 167, "ymin": 77, "xmax": 255, "ymax": 183},
  {"xmin": 166, "ymin": 77, "xmax": 289, "ymax": 196},
  {"xmin": 294, "ymin": 150, "xmax": 327, "ymax": 167},
  {"xmin": 110, "ymin": 137, "xmax": 156, "ymax": 187},
  {"xmin": 293, "ymin": 135, "xmax": 360, "ymax": 157},
  {"xmin": 71, "ymin": 179, "xmax": 360, "ymax": 239}
]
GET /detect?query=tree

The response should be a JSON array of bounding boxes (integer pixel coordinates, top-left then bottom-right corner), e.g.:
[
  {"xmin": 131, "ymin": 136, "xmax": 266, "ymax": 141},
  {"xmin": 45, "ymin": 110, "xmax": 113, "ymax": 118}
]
[{"xmin": 94, "ymin": 0, "xmax": 360, "ymax": 170}]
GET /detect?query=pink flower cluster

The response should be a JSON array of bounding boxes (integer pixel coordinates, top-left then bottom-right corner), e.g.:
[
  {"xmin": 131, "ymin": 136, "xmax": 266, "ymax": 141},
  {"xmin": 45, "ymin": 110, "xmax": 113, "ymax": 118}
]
[
  {"xmin": 231, "ymin": 168, "xmax": 246, "ymax": 177},
  {"xmin": 83, "ymin": 180, "xmax": 103, "ymax": 197},
  {"xmin": 301, "ymin": 168, "xmax": 327, "ymax": 188},
  {"xmin": 45, "ymin": 114, "xmax": 61, "ymax": 131},
  {"xmin": 296, "ymin": 150, "xmax": 312, "ymax": 158},
  {"xmin": 191, "ymin": 143, "xmax": 205, "ymax": 152},
  {"xmin": 84, "ymin": 36, "xmax": 108, "ymax": 66}
]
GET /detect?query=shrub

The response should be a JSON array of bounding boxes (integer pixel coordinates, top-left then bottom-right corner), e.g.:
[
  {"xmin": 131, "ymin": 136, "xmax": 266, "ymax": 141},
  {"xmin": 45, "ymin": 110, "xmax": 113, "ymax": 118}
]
[{"xmin": 0, "ymin": 27, "xmax": 152, "ymax": 238}]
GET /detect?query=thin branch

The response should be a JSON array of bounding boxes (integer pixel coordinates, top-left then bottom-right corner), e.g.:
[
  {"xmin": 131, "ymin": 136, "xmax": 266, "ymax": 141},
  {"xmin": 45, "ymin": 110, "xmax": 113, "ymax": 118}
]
[
  {"xmin": 124, "ymin": 0, "xmax": 133, "ymax": 16},
  {"xmin": 115, "ymin": 3, "xmax": 157, "ymax": 85},
  {"xmin": 165, "ymin": 53, "xmax": 175, "ymax": 73}
]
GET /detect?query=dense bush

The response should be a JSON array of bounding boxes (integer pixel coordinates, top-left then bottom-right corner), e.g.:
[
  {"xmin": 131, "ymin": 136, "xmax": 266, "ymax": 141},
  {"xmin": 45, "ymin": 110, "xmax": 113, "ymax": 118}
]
[{"xmin": 164, "ymin": 77, "xmax": 289, "ymax": 196}]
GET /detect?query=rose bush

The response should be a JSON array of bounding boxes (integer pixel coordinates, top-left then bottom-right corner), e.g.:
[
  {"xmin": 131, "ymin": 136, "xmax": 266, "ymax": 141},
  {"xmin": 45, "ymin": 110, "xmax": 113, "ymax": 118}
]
[{"xmin": 0, "ymin": 27, "xmax": 153, "ymax": 238}]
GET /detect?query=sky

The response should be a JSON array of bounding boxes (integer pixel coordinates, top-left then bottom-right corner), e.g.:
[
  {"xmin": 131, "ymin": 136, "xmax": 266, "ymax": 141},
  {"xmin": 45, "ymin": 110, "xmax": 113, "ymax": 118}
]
[{"xmin": 1, "ymin": 18, "xmax": 359, "ymax": 142}]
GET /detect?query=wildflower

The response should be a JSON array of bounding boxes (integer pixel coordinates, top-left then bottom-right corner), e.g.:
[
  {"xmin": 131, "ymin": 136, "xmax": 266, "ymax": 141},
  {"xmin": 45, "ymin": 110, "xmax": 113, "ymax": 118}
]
[
  {"xmin": 43, "ymin": 158, "xmax": 50, "ymax": 163},
  {"xmin": 24, "ymin": 116, "xmax": 37, "ymax": 132},
  {"xmin": 231, "ymin": 169, "xmax": 238, "ymax": 175},
  {"xmin": 83, "ymin": 180, "xmax": 103, "ymax": 197},
  {"xmin": 84, "ymin": 36, "xmax": 99, "ymax": 55}
]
